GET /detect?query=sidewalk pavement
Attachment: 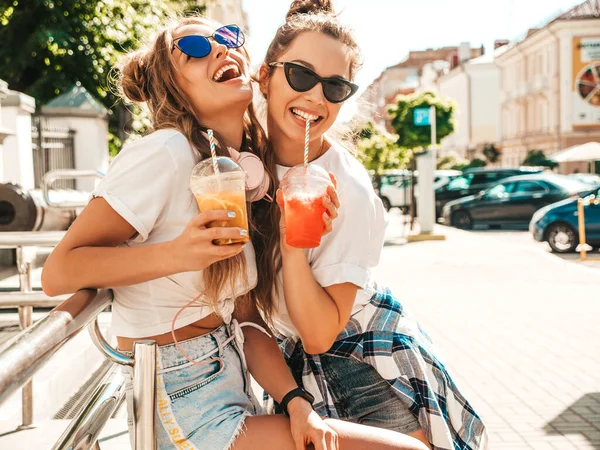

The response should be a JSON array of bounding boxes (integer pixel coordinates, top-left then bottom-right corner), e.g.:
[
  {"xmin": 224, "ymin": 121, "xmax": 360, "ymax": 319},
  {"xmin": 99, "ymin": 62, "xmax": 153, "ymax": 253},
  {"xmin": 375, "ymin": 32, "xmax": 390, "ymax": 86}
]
[{"xmin": 379, "ymin": 220, "xmax": 600, "ymax": 449}]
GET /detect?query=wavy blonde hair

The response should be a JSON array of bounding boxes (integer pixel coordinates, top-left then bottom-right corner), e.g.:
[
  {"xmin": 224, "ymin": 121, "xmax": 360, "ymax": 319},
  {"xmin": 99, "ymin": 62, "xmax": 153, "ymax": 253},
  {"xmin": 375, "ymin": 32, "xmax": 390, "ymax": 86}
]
[{"xmin": 118, "ymin": 16, "xmax": 277, "ymax": 318}]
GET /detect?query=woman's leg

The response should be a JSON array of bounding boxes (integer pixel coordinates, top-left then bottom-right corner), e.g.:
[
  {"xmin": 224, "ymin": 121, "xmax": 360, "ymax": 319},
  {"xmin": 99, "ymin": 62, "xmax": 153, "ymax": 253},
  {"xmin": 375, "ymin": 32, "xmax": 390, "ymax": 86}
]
[
  {"xmin": 318, "ymin": 355, "xmax": 432, "ymax": 449},
  {"xmin": 231, "ymin": 415, "xmax": 429, "ymax": 450},
  {"xmin": 406, "ymin": 430, "xmax": 432, "ymax": 449}
]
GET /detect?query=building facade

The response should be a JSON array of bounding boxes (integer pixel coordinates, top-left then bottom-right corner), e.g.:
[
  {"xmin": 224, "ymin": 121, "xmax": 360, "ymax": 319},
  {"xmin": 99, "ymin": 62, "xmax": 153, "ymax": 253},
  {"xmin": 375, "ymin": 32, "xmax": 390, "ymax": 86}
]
[
  {"xmin": 436, "ymin": 49, "xmax": 503, "ymax": 160},
  {"xmin": 496, "ymin": 0, "xmax": 600, "ymax": 172},
  {"xmin": 361, "ymin": 45, "xmax": 484, "ymax": 130}
]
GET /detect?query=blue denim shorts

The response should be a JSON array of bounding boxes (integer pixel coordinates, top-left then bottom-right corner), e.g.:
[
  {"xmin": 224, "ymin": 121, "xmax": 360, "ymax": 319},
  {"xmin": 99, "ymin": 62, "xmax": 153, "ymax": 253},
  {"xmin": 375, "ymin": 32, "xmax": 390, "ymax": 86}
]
[
  {"xmin": 123, "ymin": 323, "xmax": 259, "ymax": 450},
  {"xmin": 320, "ymin": 354, "xmax": 420, "ymax": 434}
]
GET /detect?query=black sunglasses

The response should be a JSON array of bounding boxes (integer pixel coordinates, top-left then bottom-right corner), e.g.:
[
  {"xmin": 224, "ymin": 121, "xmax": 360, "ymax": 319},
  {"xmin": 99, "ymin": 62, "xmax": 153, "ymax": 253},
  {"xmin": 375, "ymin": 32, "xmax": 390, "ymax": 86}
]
[
  {"xmin": 172, "ymin": 24, "xmax": 245, "ymax": 59},
  {"xmin": 269, "ymin": 62, "xmax": 358, "ymax": 103}
]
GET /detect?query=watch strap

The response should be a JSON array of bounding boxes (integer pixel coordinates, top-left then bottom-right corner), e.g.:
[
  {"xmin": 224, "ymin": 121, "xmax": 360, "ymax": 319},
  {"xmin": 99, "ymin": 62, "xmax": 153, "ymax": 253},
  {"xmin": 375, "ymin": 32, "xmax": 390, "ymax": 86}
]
[{"xmin": 280, "ymin": 387, "xmax": 315, "ymax": 415}]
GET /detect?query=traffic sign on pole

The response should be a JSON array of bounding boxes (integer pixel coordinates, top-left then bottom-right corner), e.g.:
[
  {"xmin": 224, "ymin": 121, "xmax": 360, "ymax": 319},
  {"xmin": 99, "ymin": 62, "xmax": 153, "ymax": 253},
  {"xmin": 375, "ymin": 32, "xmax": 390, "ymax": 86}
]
[
  {"xmin": 413, "ymin": 108, "xmax": 430, "ymax": 126},
  {"xmin": 430, "ymin": 105, "xmax": 436, "ymax": 148}
]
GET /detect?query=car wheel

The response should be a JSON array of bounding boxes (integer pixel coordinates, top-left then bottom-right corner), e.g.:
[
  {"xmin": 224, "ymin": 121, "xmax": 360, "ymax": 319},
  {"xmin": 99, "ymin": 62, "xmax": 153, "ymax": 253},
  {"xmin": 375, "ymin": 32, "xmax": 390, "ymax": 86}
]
[
  {"xmin": 380, "ymin": 197, "xmax": 391, "ymax": 211},
  {"xmin": 546, "ymin": 223, "xmax": 578, "ymax": 253},
  {"xmin": 451, "ymin": 210, "xmax": 473, "ymax": 230}
]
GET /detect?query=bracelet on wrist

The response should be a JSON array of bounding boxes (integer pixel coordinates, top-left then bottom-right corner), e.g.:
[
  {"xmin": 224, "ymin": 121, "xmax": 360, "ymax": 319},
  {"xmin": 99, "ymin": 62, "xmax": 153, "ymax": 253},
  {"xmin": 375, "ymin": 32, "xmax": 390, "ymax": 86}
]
[{"xmin": 280, "ymin": 387, "xmax": 315, "ymax": 416}]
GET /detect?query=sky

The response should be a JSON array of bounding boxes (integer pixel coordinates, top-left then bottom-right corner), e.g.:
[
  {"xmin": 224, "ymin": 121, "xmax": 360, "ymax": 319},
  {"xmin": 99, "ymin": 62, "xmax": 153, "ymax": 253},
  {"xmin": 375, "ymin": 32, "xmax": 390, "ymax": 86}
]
[{"xmin": 241, "ymin": 0, "xmax": 584, "ymax": 92}]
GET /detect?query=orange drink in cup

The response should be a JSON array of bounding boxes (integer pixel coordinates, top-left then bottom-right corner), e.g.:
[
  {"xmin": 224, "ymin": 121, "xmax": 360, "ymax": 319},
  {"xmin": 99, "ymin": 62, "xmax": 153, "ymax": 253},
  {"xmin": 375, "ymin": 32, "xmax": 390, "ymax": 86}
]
[
  {"xmin": 280, "ymin": 164, "xmax": 333, "ymax": 249},
  {"xmin": 190, "ymin": 157, "xmax": 249, "ymax": 245}
]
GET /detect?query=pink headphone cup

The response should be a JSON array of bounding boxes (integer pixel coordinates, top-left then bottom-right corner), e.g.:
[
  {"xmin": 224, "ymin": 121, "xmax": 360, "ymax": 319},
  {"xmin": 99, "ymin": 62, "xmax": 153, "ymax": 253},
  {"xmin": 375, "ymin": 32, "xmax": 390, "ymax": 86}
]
[
  {"xmin": 237, "ymin": 152, "xmax": 264, "ymax": 190},
  {"xmin": 247, "ymin": 174, "xmax": 271, "ymax": 202},
  {"xmin": 228, "ymin": 148, "xmax": 271, "ymax": 202}
]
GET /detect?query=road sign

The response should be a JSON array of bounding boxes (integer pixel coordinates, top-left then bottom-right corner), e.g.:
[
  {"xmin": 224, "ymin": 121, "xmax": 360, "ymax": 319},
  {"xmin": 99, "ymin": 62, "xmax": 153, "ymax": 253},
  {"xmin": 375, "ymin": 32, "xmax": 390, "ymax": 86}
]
[{"xmin": 414, "ymin": 108, "xmax": 430, "ymax": 126}]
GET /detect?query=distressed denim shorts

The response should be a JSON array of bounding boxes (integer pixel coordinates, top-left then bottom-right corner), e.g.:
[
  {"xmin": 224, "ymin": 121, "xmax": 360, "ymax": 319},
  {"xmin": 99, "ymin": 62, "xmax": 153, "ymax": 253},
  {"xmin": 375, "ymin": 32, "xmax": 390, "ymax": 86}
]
[
  {"xmin": 123, "ymin": 323, "xmax": 259, "ymax": 450},
  {"xmin": 320, "ymin": 354, "xmax": 421, "ymax": 434}
]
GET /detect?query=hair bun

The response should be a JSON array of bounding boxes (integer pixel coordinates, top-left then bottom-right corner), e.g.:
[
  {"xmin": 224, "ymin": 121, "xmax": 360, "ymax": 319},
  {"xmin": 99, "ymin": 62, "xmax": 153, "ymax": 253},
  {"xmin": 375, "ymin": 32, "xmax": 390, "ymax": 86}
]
[
  {"xmin": 286, "ymin": 0, "xmax": 335, "ymax": 19},
  {"xmin": 120, "ymin": 49, "xmax": 151, "ymax": 103}
]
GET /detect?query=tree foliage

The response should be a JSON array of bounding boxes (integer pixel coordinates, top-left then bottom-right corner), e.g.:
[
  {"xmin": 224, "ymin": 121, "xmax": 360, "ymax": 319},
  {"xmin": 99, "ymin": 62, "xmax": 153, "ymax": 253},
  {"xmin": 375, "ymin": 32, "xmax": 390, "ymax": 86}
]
[
  {"xmin": 522, "ymin": 149, "xmax": 558, "ymax": 168},
  {"xmin": 0, "ymin": 0, "xmax": 204, "ymax": 153},
  {"xmin": 437, "ymin": 154, "xmax": 487, "ymax": 171},
  {"xmin": 437, "ymin": 154, "xmax": 465, "ymax": 170},
  {"xmin": 387, "ymin": 91, "xmax": 456, "ymax": 150},
  {"xmin": 356, "ymin": 122, "xmax": 411, "ymax": 175},
  {"xmin": 481, "ymin": 143, "xmax": 501, "ymax": 163}
]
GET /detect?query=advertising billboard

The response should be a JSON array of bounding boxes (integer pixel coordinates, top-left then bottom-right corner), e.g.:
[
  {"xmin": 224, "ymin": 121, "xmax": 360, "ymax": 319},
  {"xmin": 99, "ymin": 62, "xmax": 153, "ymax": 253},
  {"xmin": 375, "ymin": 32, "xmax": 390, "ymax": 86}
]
[{"xmin": 573, "ymin": 37, "xmax": 600, "ymax": 128}]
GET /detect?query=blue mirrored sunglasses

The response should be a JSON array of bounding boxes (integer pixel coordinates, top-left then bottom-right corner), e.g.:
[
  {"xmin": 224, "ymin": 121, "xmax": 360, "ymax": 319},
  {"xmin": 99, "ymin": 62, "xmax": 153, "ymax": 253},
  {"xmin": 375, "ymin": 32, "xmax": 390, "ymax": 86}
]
[{"xmin": 172, "ymin": 24, "xmax": 245, "ymax": 58}]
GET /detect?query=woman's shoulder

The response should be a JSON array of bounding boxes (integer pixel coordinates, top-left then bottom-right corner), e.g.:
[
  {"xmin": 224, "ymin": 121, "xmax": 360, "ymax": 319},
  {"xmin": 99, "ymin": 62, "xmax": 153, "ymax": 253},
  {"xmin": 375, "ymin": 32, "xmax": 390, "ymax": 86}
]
[
  {"xmin": 116, "ymin": 129, "xmax": 194, "ymax": 168},
  {"xmin": 324, "ymin": 142, "xmax": 376, "ymax": 199},
  {"xmin": 121, "ymin": 129, "xmax": 190, "ymax": 154}
]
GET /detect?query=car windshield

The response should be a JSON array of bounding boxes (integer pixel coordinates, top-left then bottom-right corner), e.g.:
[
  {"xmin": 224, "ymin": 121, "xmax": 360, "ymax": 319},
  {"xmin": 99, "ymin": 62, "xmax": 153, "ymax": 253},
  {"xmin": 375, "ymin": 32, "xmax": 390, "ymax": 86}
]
[
  {"xmin": 484, "ymin": 184, "xmax": 507, "ymax": 199},
  {"xmin": 569, "ymin": 173, "xmax": 600, "ymax": 186},
  {"xmin": 447, "ymin": 176, "xmax": 470, "ymax": 190},
  {"xmin": 546, "ymin": 175, "xmax": 589, "ymax": 193}
]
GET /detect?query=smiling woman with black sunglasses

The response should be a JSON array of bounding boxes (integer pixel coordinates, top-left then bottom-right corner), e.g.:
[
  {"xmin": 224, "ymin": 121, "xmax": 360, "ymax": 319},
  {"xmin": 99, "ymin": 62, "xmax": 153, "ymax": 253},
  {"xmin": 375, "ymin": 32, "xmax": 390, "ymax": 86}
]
[{"xmin": 253, "ymin": 2, "xmax": 489, "ymax": 450}]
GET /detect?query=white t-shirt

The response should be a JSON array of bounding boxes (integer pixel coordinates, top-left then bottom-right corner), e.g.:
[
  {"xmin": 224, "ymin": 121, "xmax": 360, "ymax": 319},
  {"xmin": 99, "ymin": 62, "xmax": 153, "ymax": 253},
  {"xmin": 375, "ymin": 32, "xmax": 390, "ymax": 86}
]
[
  {"xmin": 272, "ymin": 142, "xmax": 388, "ymax": 338},
  {"xmin": 92, "ymin": 129, "xmax": 257, "ymax": 338}
]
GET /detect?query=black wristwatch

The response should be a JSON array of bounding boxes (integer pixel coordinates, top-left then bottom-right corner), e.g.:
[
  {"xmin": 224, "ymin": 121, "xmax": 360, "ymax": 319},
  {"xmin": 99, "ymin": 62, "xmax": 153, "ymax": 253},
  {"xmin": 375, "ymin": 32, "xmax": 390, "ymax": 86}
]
[{"xmin": 280, "ymin": 387, "xmax": 315, "ymax": 415}]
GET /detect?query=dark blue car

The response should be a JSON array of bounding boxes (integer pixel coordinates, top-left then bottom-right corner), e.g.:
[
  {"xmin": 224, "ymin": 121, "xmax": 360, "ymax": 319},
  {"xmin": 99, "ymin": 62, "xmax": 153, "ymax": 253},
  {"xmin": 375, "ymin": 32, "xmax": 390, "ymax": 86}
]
[{"xmin": 530, "ymin": 186, "xmax": 600, "ymax": 253}]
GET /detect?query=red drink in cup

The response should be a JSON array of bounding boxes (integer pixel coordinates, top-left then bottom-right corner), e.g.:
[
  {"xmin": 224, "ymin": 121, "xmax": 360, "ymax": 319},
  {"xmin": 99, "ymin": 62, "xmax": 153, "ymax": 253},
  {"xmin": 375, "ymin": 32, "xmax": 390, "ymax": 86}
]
[{"xmin": 280, "ymin": 164, "xmax": 333, "ymax": 249}]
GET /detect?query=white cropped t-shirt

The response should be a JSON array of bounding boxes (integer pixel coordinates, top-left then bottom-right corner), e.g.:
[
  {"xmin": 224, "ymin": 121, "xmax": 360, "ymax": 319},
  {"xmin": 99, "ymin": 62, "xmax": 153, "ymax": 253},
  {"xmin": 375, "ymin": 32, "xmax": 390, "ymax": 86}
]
[
  {"xmin": 92, "ymin": 129, "xmax": 257, "ymax": 338},
  {"xmin": 272, "ymin": 142, "xmax": 388, "ymax": 338}
]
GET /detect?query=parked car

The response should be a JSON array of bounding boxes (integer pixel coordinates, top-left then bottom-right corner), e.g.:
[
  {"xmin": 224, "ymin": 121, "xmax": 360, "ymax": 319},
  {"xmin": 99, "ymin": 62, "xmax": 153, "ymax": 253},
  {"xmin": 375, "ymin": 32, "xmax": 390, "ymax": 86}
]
[
  {"xmin": 435, "ymin": 167, "xmax": 545, "ymax": 218},
  {"xmin": 442, "ymin": 173, "xmax": 589, "ymax": 230},
  {"xmin": 530, "ymin": 186, "xmax": 600, "ymax": 253},
  {"xmin": 377, "ymin": 170, "xmax": 461, "ymax": 211},
  {"xmin": 568, "ymin": 173, "xmax": 600, "ymax": 187}
]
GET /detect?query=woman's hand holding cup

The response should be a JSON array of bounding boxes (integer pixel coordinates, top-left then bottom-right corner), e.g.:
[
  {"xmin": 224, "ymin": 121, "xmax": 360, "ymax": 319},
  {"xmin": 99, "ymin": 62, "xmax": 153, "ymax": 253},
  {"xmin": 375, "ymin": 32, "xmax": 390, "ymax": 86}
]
[
  {"xmin": 277, "ymin": 170, "xmax": 340, "ymax": 251},
  {"xmin": 168, "ymin": 210, "xmax": 246, "ymax": 272},
  {"xmin": 322, "ymin": 172, "xmax": 340, "ymax": 236}
]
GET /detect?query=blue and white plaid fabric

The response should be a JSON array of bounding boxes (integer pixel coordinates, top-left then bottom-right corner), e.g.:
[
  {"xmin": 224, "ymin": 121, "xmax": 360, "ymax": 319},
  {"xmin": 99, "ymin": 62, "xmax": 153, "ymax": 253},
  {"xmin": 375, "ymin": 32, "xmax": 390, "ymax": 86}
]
[{"xmin": 269, "ymin": 286, "xmax": 488, "ymax": 450}]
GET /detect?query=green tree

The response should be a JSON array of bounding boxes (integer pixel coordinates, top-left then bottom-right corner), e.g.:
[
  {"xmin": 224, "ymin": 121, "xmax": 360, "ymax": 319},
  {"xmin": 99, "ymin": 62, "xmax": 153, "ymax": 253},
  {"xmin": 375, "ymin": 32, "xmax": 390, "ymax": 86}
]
[
  {"xmin": 522, "ymin": 150, "xmax": 558, "ymax": 168},
  {"xmin": 464, "ymin": 157, "xmax": 487, "ymax": 169},
  {"xmin": 388, "ymin": 91, "xmax": 457, "ymax": 150},
  {"xmin": 437, "ymin": 154, "xmax": 465, "ymax": 170},
  {"xmin": 438, "ymin": 155, "xmax": 487, "ymax": 171},
  {"xmin": 0, "ymin": 0, "xmax": 204, "ymax": 154},
  {"xmin": 356, "ymin": 123, "xmax": 411, "ymax": 175},
  {"xmin": 481, "ymin": 143, "xmax": 501, "ymax": 164}
]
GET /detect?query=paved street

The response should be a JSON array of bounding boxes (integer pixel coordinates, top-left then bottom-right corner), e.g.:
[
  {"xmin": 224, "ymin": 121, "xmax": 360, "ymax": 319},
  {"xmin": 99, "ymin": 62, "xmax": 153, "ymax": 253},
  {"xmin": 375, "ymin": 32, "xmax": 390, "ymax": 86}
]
[{"xmin": 380, "ymin": 213, "xmax": 600, "ymax": 449}]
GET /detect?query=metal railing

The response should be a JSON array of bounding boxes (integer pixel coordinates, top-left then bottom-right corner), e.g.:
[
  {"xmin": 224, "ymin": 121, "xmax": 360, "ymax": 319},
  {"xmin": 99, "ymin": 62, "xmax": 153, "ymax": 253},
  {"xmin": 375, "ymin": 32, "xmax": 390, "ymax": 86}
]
[
  {"xmin": 0, "ymin": 168, "xmax": 157, "ymax": 448},
  {"xmin": 0, "ymin": 288, "xmax": 157, "ymax": 449},
  {"xmin": 42, "ymin": 169, "xmax": 104, "ymax": 208},
  {"xmin": 0, "ymin": 231, "xmax": 66, "ymax": 428}
]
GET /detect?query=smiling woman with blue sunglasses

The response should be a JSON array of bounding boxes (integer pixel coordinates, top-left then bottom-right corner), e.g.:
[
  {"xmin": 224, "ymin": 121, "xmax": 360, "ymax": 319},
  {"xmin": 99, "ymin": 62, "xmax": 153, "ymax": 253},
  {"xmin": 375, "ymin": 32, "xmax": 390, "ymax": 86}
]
[{"xmin": 42, "ymin": 13, "xmax": 429, "ymax": 450}]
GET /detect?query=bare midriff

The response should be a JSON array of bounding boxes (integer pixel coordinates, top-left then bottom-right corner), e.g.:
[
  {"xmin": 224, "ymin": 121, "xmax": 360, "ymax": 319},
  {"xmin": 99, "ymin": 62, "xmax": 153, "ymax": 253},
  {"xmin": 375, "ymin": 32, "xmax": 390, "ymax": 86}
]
[{"xmin": 116, "ymin": 313, "xmax": 224, "ymax": 352}]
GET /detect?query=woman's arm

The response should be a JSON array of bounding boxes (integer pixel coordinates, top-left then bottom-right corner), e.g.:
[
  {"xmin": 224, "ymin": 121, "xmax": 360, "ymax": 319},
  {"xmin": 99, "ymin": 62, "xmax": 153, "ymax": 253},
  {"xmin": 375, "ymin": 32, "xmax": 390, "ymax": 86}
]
[
  {"xmin": 280, "ymin": 247, "xmax": 358, "ymax": 354},
  {"xmin": 234, "ymin": 299, "xmax": 300, "ymax": 403},
  {"xmin": 42, "ymin": 198, "xmax": 246, "ymax": 296},
  {"xmin": 233, "ymin": 300, "xmax": 336, "ymax": 448},
  {"xmin": 276, "ymin": 180, "xmax": 365, "ymax": 354}
]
